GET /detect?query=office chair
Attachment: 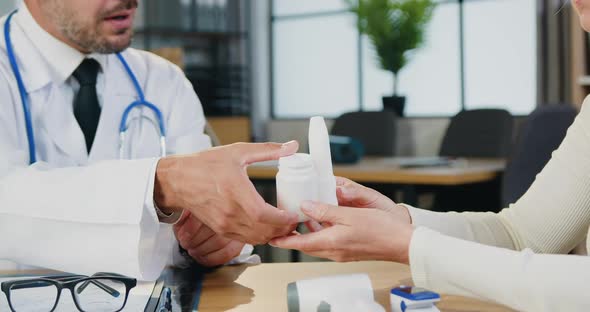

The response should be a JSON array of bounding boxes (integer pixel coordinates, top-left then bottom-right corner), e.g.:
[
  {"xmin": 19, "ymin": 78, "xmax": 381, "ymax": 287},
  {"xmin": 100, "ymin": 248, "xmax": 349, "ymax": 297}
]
[
  {"xmin": 330, "ymin": 111, "xmax": 397, "ymax": 207},
  {"xmin": 501, "ymin": 105, "xmax": 577, "ymax": 207},
  {"xmin": 330, "ymin": 111, "xmax": 397, "ymax": 156},
  {"xmin": 433, "ymin": 109, "xmax": 514, "ymax": 212},
  {"xmin": 439, "ymin": 109, "xmax": 514, "ymax": 158}
]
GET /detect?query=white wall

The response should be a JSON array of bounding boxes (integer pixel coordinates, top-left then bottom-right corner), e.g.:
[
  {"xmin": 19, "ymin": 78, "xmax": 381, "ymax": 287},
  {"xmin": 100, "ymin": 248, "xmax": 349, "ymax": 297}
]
[{"xmin": 402, "ymin": 118, "xmax": 450, "ymax": 156}]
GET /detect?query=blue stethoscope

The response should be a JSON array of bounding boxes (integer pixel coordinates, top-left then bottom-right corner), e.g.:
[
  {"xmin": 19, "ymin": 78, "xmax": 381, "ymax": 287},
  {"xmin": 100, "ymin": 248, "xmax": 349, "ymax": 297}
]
[{"xmin": 4, "ymin": 10, "xmax": 167, "ymax": 165}]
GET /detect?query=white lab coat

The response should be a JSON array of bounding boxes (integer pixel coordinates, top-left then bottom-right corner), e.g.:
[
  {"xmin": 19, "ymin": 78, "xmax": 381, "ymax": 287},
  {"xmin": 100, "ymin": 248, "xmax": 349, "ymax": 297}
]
[{"xmin": 0, "ymin": 8, "xmax": 211, "ymax": 280}]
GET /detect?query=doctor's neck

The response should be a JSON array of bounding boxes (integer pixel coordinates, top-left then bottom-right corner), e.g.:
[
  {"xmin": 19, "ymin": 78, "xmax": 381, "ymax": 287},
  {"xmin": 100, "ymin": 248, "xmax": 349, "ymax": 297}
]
[{"xmin": 24, "ymin": 0, "xmax": 137, "ymax": 54}]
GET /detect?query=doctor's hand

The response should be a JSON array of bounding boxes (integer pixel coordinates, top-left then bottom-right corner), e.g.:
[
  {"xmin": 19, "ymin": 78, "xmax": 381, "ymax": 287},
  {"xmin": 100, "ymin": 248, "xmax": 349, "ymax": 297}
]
[
  {"xmin": 270, "ymin": 201, "xmax": 414, "ymax": 264},
  {"xmin": 155, "ymin": 141, "xmax": 300, "ymax": 245},
  {"xmin": 174, "ymin": 211, "xmax": 245, "ymax": 267}
]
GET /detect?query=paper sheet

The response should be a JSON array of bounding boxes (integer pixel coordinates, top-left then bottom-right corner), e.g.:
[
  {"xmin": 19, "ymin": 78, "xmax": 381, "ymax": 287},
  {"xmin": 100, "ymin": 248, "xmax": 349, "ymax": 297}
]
[{"xmin": 0, "ymin": 275, "xmax": 154, "ymax": 311}]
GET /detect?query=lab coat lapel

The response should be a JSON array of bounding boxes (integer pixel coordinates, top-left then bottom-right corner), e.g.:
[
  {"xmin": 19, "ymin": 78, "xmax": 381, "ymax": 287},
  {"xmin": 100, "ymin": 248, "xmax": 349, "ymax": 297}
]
[{"xmin": 42, "ymin": 83, "xmax": 88, "ymax": 164}]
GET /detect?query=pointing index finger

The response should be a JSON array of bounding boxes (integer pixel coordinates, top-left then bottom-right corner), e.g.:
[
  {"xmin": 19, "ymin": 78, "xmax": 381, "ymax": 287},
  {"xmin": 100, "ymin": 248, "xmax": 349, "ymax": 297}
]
[{"xmin": 236, "ymin": 141, "xmax": 299, "ymax": 165}]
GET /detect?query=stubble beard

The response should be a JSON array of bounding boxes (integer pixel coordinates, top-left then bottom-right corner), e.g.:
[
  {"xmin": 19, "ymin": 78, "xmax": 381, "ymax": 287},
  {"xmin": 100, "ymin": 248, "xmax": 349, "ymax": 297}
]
[{"xmin": 42, "ymin": 0, "xmax": 135, "ymax": 54}]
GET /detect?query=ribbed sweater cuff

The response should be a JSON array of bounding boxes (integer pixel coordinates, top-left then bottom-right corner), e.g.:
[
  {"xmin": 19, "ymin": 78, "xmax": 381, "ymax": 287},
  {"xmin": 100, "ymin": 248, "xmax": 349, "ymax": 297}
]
[
  {"xmin": 402, "ymin": 204, "xmax": 442, "ymax": 228},
  {"xmin": 409, "ymin": 226, "xmax": 436, "ymax": 289}
]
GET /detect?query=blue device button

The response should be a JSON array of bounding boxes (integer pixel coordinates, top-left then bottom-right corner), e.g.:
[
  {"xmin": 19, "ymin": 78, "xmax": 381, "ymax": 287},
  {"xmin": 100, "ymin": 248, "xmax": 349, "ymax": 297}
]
[{"xmin": 391, "ymin": 287, "xmax": 441, "ymax": 301}]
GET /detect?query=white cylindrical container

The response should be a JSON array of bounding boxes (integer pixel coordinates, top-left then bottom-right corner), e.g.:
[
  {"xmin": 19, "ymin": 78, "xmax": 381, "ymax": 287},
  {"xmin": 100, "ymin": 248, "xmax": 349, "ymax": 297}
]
[
  {"xmin": 309, "ymin": 116, "xmax": 338, "ymax": 206},
  {"xmin": 317, "ymin": 175, "xmax": 337, "ymax": 206},
  {"xmin": 276, "ymin": 153, "xmax": 319, "ymax": 222}
]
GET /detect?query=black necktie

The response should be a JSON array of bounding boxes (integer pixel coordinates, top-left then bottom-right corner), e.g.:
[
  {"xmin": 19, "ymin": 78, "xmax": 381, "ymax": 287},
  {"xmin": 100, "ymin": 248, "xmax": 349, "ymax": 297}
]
[{"xmin": 73, "ymin": 59, "xmax": 101, "ymax": 153}]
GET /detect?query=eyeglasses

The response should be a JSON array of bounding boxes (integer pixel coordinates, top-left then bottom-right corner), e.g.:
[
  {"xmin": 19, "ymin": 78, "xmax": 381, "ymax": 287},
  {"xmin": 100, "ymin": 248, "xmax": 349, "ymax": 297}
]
[{"xmin": 1, "ymin": 272, "xmax": 137, "ymax": 312}]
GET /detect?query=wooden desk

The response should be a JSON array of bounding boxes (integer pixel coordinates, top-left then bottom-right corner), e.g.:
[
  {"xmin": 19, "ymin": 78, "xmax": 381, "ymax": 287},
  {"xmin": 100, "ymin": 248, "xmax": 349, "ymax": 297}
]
[
  {"xmin": 1, "ymin": 262, "xmax": 515, "ymax": 312},
  {"xmin": 198, "ymin": 261, "xmax": 514, "ymax": 312},
  {"xmin": 248, "ymin": 157, "xmax": 506, "ymax": 186}
]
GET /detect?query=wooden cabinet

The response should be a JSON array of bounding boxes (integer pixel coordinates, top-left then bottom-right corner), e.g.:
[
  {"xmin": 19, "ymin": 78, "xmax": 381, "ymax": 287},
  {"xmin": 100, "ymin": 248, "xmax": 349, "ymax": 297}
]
[
  {"xmin": 207, "ymin": 116, "xmax": 251, "ymax": 145},
  {"xmin": 571, "ymin": 12, "xmax": 590, "ymax": 109}
]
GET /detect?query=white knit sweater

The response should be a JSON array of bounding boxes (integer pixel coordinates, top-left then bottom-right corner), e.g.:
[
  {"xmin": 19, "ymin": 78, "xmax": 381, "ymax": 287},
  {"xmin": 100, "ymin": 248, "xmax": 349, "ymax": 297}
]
[{"xmin": 406, "ymin": 97, "xmax": 590, "ymax": 311}]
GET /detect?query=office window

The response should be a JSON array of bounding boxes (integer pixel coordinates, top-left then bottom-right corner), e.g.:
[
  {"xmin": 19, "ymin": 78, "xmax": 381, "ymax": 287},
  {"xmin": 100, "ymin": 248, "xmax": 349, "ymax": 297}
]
[
  {"xmin": 362, "ymin": 3, "xmax": 461, "ymax": 116},
  {"xmin": 273, "ymin": 14, "xmax": 359, "ymax": 117},
  {"xmin": 272, "ymin": 0, "xmax": 537, "ymax": 118},
  {"xmin": 463, "ymin": 0, "xmax": 536, "ymax": 115},
  {"xmin": 273, "ymin": 0, "xmax": 349, "ymax": 16}
]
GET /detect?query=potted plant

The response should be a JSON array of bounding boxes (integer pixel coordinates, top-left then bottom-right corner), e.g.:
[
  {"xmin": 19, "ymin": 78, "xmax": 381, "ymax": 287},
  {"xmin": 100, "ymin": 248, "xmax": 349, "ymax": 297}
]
[{"xmin": 347, "ymin": 0, "xmax": 435, "ymax": 116}]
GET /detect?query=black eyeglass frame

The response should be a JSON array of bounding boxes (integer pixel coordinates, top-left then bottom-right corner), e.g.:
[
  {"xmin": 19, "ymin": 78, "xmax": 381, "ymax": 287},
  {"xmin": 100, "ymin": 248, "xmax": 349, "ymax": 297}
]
[{"xmin": 0, "ymin": 272, "xmax": 137, "ymax": 312}]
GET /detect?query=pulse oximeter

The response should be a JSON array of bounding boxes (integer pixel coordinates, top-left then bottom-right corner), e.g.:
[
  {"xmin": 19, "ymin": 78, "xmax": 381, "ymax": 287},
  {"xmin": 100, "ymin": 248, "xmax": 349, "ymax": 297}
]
[{"xmin": 390, "ymin": 286, "xmax": 441, "ymax": 312}]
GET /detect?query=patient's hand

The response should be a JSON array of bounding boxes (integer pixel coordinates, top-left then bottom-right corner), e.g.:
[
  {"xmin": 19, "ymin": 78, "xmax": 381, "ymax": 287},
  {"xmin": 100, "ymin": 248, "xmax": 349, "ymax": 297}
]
[
  {"xmin": 304, "ymin": 177, "xmax": 412, "ymax": 232},
  {"xmin": 174, "ymin": 211, "xmax": 245, "ymax": 267},
  {"xmin": 270, "ymin": 201, "xmax": 414, "ymax": 264},
  {"xmin": 335, "ymin": 177, "xmax": 412, "ymax": 224}
]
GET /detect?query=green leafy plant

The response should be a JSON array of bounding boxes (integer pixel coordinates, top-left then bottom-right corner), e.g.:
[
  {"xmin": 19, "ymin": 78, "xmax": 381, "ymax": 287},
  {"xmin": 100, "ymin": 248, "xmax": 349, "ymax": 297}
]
[{"xmin": 347, "ymin": 0, "xmax": 435, "ymax": 95}]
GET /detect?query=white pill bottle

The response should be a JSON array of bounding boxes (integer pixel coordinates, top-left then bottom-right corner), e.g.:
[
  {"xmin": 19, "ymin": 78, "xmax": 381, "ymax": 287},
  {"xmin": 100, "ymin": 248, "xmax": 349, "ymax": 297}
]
[
  {"xmin": 276, "ymin": 117, "xmax": 337, "ymax": 222},
  {"xmin": 276, "ymin": 153, "xmax": 319, "ymax": 222}
]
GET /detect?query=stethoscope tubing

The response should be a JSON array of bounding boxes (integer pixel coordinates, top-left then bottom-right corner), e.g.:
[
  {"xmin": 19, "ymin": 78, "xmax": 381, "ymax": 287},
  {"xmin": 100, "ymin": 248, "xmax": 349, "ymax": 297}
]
[
  {"xmin": 4, "ymin": 10, "xmax": 167, "ymax": 164},
  {"xmin": 5, "ymin": 11, "xmax": 36, "ymax": 164}
]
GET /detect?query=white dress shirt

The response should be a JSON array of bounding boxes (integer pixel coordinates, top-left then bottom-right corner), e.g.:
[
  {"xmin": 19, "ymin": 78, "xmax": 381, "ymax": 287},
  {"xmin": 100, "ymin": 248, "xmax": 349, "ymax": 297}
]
[{"xmin": 0, "ymin": 5, "xmax": 211, "ymax": 280}]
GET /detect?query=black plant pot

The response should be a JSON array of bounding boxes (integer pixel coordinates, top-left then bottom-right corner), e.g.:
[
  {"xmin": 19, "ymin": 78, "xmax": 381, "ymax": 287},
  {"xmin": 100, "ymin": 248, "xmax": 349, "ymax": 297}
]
[{"xmin": 382, "ymin": 96, "xmax": 406, "ymax": 117}]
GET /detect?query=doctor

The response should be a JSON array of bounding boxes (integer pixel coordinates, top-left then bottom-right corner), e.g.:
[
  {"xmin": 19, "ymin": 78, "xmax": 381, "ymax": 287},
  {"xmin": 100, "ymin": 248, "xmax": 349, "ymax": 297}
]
[{"xmin": 0, "ymin": 0, "xmax": 299, "ymax": 280}]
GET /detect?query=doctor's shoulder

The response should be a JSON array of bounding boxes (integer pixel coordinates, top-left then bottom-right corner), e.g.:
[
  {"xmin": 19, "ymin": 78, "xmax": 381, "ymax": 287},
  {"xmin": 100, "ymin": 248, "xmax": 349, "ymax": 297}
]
[
  {"xmin": 0, "ymin": 17, "xmax": 12, "ymax": 77},
  {"xmin": 0, "ymin": 15, "xmax": 26, "ymax": 94},
  {"xmin": 0, "ymin": 43, "xmax": 19, "ymax": 101}
]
